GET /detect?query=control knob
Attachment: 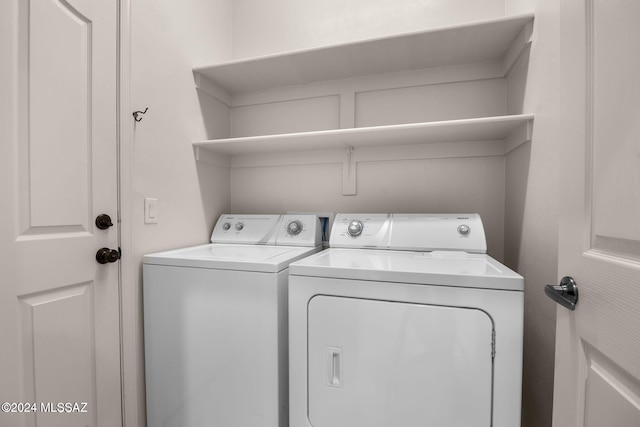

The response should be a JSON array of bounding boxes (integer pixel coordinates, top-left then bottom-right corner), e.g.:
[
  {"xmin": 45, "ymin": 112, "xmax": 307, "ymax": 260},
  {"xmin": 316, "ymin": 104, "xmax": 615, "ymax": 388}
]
[
  {"xmin": 287, "ymin": 220, "xmax": 303, "ymax": 236},
  {"xmin": 458, "ymin": 225, "xmax": 470, "ymax": 235},
  {"xmin": 222, "ymin": 222, "xmax": 231, "ymax": 230},
  {"xmin": 235, "ymin": 222, "xmax": 244, "ymax": 231},
  {"xmin": 347, "ymin": 220, "xmax": 364, "ymax": 237}
]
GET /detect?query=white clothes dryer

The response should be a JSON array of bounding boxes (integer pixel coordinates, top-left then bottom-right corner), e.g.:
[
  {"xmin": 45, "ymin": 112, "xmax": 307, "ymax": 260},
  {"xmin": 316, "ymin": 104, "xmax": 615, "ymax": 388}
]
[
  {"xmin": 288, "ymin": 214, "xmax": 523, "ymax": 427},
  {"xmin": 144, "ymin": 214, "xmax": 321, "ymax": 427}
]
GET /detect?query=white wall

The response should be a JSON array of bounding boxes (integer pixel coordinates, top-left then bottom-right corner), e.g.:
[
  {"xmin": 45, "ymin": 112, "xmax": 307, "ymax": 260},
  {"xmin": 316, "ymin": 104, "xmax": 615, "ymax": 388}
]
[
  {"xmin": 129, "ymin": 0, "xmax": 232, "ymax": 424},
  {"xmin": 229, "ymin": 0, "xmax": 510, "ymax": 260},
  {"xmin": 231, "ymin": 157, "xmax": 507, "ymax": 258},
  {"xmin": 504, "ymin": 1, "xmax": 560, "ymax": 426},
  {"xmin": 232, "ymin": 0, "xmax": 504, "ymax": 58}
]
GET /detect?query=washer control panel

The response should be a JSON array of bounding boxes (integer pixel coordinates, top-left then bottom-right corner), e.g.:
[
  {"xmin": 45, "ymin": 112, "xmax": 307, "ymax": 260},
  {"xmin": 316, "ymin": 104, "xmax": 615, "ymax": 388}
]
[
  {"xmin": 276, "ymin": 215, "xmax": 322, "ymax": 246},
  {"xmin": 330, "ymin": 213, "xmax": 486, "ymax": 253},
  {"xmin": 211, "ymin": 214, "xmax": 321, "ymax": 247}
]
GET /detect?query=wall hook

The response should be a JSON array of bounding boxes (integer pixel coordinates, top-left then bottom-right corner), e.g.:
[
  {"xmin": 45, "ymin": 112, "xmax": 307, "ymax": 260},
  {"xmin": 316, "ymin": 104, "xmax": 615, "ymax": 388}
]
[{"xmin": 133, "ymin": 107, "xmax": 149, "ymax": 122}]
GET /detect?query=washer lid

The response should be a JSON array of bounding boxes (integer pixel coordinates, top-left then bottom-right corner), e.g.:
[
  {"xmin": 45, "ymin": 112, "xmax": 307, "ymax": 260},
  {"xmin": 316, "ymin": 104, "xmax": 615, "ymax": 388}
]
[
  {"xmin": 143, "ymin": 243, "xmax": 322, "ymax": 273},
  {"xmin": 289, "ymin": 248, "xmax": 523, "ymax": 291}
]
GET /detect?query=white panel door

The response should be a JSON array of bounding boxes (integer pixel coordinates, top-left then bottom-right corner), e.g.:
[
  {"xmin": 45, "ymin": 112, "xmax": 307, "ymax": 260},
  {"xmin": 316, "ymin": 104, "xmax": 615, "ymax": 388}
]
[
  {"xmin": 308, "ymin": 296, "xmax": 494, "ymax": 427},
  {"xmin": 0, "ymin": 0, "xmax": 122, "ymax": 426},
  {"xmin": 553, "ymin": 0, "xmax": 640, "ymax": 425}
]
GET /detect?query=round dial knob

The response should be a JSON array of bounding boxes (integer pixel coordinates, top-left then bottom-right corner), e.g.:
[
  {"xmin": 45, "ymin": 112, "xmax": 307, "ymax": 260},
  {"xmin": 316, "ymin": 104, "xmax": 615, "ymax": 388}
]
[
  {"xmin": 287, "ymin": 220, "xmax": 303, "ymax": 235},
  {"xmin": 222, "ymin": 222, "xmax": 231, "ymax": 230},
  {"xmin": 235, "ymin": 222, "xmax": 244, "ymax": 231},
  {"xmin": 458, "ymin": 224, "xmax": 470, "ymax": 235},
  {"xmin": 347, "ymin": 220, "xmax": 364, "ymax": 237}
]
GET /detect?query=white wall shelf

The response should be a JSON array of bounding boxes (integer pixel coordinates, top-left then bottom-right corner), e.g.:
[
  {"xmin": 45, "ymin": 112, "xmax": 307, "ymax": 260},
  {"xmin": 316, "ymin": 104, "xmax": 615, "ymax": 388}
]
[
  {"xmin": 194, "ymin": 114, "xmax": 533, "ymax": 156},
  {"xmin": 193, "ymin": 14, "xmax": 534, "ymax": 196},
  {"xmin": 194, "ymin": 14, "xmax": 534, "ymax": 95},
  {"xmin": 194, "ymin": 114, "xmax": 533, "ymax": 195}
]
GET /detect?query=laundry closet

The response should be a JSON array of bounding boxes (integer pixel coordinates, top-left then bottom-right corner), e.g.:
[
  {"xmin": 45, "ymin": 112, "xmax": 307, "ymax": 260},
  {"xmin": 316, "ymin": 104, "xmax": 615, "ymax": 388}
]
[
  {"xmin": 4, "ymin": 0, "xmax": 640, "ymax": 426},
  {"xmin": 129, "ymin": 1, "xmax": 558, "ymax": 426},
  {"xmin": 117, "ymin": 0, "xmax": 558, "ymax": 425}
]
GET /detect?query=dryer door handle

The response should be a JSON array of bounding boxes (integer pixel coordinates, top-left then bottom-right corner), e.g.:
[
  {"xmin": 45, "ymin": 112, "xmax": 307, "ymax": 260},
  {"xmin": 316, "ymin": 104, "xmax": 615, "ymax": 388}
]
[{"xmin": 327, "ymin": 347, "xmax": 343, "ymax": 388}]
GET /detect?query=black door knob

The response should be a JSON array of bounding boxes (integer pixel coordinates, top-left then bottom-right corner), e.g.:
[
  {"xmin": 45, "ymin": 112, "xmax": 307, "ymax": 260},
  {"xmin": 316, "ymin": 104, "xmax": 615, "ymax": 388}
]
[
  {"xmin": 96, "ymin": 214, "xmax": 114, "ymax": 230},
  {"xmin": 96, "ymin": 247, "xmax": 120, "ymax": 264}
]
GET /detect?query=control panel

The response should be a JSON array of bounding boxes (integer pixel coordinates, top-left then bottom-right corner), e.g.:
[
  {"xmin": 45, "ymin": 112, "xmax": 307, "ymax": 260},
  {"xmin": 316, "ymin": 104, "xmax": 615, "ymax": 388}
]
[
  {"xmin": 330, "ymin": 213, "xmax": 487, "ymax": 253},
  {"xmin": 330, "ymin": 214, "xmax": 392, "ymax": 249},
  {"xmin": 211, "ymin": 214, "xmax": 321, "ymax": 247},
  {"xmin": 275, "ymin": 215, "xmax": 322, "ymax": 246}
]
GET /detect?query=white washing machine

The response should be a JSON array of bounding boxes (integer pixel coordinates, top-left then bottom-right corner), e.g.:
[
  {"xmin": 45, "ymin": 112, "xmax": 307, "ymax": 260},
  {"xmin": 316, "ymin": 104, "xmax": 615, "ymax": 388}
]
[
  {"xmin": 288, "ymin": 214, "xmax": 523, "ymax": 427},
  {"xmin": 143, "ymin": 214, "xmax": 322, "ymax": 427}
]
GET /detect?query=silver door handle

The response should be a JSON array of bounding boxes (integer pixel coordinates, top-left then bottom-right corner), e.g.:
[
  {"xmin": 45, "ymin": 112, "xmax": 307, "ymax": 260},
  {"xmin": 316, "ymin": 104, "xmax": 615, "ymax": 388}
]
[{"xmin": 545, "ymin": 276, "xmax": 578, "ymax": 311}]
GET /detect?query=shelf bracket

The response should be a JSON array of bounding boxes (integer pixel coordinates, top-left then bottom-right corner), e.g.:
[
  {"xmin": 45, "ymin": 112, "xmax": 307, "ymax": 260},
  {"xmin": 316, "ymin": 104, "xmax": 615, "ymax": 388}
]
[
  {"xmin": 342, "ymin": 145, "xmax": 357, "ymax": 196},
  {"xmin": 504, "ymin": 120, "xmax": 534, "ymax": 154},
  {"xmin": 193, "ymin": 146, "xmax": 231, "ymax": 167}
]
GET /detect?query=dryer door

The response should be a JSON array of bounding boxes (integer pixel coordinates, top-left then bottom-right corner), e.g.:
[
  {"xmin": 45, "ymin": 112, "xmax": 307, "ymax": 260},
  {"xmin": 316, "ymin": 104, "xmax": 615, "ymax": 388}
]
[{"xmin": 308, "ymin": 295, "xmax": 494, "ymax": 427}]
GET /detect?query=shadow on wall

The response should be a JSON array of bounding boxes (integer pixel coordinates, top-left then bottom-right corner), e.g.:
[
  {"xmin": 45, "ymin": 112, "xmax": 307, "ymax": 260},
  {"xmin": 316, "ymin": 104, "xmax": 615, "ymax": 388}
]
[
  {"xmin": 504, "ymin": 43, "xmax": 531, "ymax": 267},
  {"xmin": 194, "ymin": 158, "xmax": 231, "ymax": 235},
  {"xmin": 507, "ymin": 45, "xmax": 530, "ymax": 117},
  {"xmin": 196, "ymin": 79, "xmax": 230, "ymax": 141},
  {"xmin": 194, "ymin": 85, "xmax": 232, "ymax": 234},
  {"xmin": 504, "ymin": 140, "xmax": 531, "ymax": 269}
]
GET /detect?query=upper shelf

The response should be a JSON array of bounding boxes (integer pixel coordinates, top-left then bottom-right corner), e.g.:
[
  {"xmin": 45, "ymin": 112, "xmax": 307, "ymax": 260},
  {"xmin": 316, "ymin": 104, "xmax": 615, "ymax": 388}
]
[
  {"xmin": 194, "ymin": 14, "xmax": 534, "ymax": 94},
  {"xmin": 194, "ymin": 115, "xmax": 534, "ymax": 156}
]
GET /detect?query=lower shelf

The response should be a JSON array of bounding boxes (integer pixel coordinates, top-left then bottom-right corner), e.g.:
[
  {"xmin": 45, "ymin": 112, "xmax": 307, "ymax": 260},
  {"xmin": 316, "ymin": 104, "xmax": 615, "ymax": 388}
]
[
  {"xmin": 193, "ymin": 114, "xmax": 534, "ymax": 196},
  {"xmin": 193, "ymin": 114, "xmax": 533, "ymax": 157}
]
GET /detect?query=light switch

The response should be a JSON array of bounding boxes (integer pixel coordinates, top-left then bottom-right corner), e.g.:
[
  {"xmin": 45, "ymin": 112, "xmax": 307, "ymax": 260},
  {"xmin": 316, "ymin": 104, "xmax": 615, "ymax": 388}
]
[{"xmin": 144, "ymin": 198, "xmax": 158, "ymax": 224}]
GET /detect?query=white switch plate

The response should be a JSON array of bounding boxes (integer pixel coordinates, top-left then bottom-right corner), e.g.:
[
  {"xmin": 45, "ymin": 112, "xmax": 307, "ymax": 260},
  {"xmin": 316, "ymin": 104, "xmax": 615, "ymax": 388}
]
[{"xmin": 144, "ymin": 198, "xmax": 158, "ymax": 224}]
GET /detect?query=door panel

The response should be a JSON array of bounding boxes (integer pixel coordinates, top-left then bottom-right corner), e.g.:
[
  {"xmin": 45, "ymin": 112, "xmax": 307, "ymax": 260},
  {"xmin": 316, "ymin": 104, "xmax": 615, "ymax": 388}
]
[
  {"xmin": 19, "ymin": 283, "xmax": 96, "ymax": 426},
  {"xmin": 554, "ymin": 0, "xmax": 640, "ymax": 425},
  {"xmin": 0, "ymin": 0, "xmax": 121, "ymax": 426},
  {"xmin": 582, "ymin": 346, "xmax": 640, "ymax": 427},
  {"xmin": 590, "ymin": 0, "xmax": 640, "ymax": 258},
  {"xmin": 26, "ymin": 0, "xmax": 92, "ymax": 229}
]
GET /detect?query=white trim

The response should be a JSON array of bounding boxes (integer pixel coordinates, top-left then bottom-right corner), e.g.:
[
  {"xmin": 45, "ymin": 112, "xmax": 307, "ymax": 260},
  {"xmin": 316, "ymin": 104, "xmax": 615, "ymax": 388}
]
[{"xmin": 117, "ymin": 1, "xmax": 142, "ymax": 426}]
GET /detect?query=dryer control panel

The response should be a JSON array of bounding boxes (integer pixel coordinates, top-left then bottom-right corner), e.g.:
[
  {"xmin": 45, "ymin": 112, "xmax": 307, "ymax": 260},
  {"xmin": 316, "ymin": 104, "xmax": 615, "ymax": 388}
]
[
  {"xmin": 212, "ymin": 214, "xmax": 321, "ymax": 246},
  {"xmin": 330, "ymin": 213, "xmax": 486, "ymax": 253}
]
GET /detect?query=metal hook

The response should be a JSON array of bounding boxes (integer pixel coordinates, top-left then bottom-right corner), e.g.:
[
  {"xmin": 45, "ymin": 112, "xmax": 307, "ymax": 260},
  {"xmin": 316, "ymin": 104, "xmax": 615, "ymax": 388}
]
[{"xmin": 133, "ymin": 107, "xmax": 149, "ymax": 122}]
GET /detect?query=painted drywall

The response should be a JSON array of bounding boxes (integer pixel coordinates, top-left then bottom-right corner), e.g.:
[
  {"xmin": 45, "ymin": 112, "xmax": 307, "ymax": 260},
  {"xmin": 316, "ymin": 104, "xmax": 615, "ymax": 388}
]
[
  {"xmin": 232, "ymin": 0, "xmax": 505, "ymax": 58},
  {"xmin": 229, "ymin": 0, "xmax": 510, "ymax": 261},
  {"xmin": 231, "ymin": 157, "xmax": 506, "ymax": 259},
  {"xmin": 129, "ymin": 0, "xmax": 232, "ymax": 424},
  {"xmin": 504, "ymin": 1, "xmax": 560, "ymax": 426}
]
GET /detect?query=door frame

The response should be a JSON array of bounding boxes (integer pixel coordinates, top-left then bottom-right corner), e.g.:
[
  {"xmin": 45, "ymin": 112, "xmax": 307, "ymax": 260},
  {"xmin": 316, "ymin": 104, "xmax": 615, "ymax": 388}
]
[{"xmin": 116, "ymin": 1, "xmax": 143, "ymax": 426}]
